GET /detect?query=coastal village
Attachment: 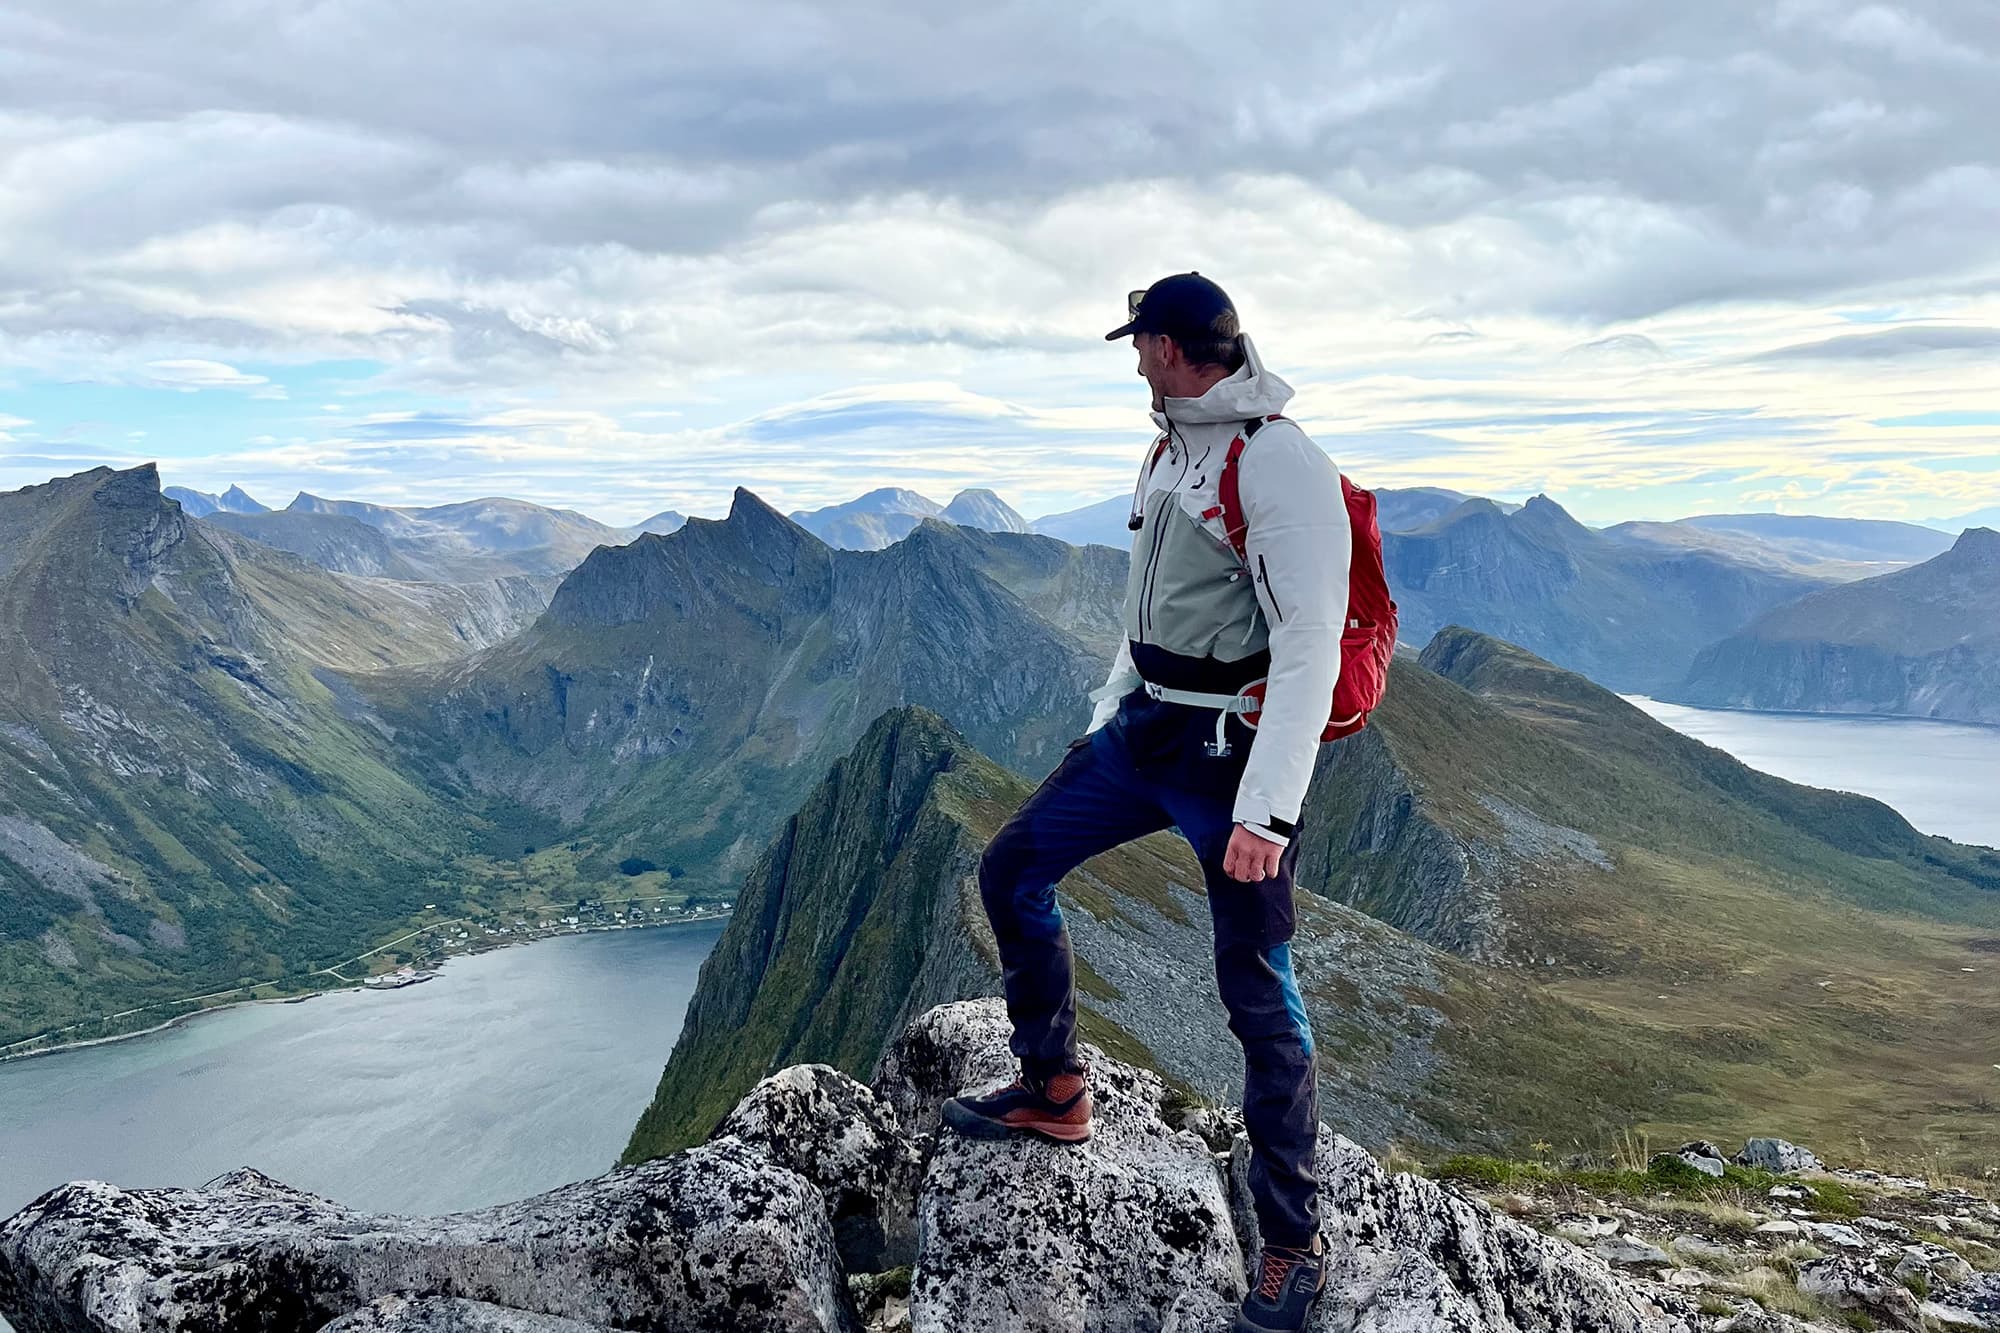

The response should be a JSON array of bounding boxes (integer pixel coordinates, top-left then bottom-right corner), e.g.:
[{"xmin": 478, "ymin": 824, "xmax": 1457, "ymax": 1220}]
[{"xmin": 357, "ymin": 895, "xmax": 736, "ymax": 988}]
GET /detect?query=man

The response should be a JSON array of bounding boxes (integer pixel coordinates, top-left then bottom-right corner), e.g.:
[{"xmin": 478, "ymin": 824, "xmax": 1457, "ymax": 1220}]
[{"xmin": 942, "ymin": 273, "xmax": 1351, "ymax": 1333}]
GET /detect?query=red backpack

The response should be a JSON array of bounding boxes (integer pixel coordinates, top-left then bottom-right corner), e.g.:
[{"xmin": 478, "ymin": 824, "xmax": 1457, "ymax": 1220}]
[{"xmin": 1217, "ymin": 415, "xmax": 1398, "ymax": 740}]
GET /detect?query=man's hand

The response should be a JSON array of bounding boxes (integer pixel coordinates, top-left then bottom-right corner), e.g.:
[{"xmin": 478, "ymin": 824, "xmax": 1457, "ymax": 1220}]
[{"xmin": 1223, "ymin": 824, "xmax": 1284, "ymax": 883}]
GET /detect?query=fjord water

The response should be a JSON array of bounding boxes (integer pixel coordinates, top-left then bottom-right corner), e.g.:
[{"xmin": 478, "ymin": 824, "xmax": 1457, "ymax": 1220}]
[
  {"xmin": 0, "ymin": 921, "xmax": 725, "ymax": 1227},
  {"xmin": 1630, "ymin": 698, "xmax": 2000, "ymax": 848}
]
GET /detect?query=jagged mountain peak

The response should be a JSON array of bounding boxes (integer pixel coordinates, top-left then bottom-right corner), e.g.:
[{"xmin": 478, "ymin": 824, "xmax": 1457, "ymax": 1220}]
[
  {"xmin": 1511, "ymin": 493, "xmax": 1593, "ymax": 541},
  {"xmin": 541, "ymin": 487, "xmax": 830, "ymax": 629},
  {"xmin": 717, "ymin": 487, "xmax": 826, "ymax": 556}
]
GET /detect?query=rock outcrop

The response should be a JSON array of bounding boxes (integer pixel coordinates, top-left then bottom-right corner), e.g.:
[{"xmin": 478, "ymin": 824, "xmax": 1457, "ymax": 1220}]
[
  {"xmin": 0, "ymin": 1146, "xmax": 849, "ymax": 1333},
  {"xmin": 877, "ymin": 1002, "xmax": 1247, "ymax": 1332},
  {"xmin": 1733, "ymin": 1139, "xmax": 1821, "ymax": 1175},
  {"xmin": 1, "ymin": 1000, "xmax": 1700, "ymax": 1333}
]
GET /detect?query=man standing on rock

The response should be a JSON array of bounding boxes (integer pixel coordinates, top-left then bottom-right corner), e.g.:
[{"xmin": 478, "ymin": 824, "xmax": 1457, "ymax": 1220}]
[{"xmin": 943, "ymin": 273, "xmax": 1351, "ymax": 1333}]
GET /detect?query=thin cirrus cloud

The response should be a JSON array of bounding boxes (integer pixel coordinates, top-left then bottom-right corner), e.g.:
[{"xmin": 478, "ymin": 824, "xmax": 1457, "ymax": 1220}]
[{"xmin": 0, "ymin": 0, "xmax": 1995, "ymax": 523}]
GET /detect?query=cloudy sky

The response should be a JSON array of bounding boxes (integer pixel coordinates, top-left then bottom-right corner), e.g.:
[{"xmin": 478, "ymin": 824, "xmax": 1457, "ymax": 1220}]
[{"xmin": 2, "ymin": 0, "xmax": 1997, "ymax": 527}]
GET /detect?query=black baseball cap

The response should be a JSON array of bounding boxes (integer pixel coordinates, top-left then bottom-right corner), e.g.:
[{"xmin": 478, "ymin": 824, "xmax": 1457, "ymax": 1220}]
[{"xmin": 1105, "ymin": 272, "xmax": 1239, "ymax": 342}]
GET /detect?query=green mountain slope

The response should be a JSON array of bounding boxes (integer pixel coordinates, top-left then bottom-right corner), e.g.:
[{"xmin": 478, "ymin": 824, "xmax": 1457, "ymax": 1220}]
[
  {"xmin": 621, "ymin": 705, "xmax": 1671, "ymax": 1164},
  {"xmin": 1300, "ymin": 627, "xmax": 2000, "ymax": 1163},
  {"xmin": 361, "ymin": 491, "xmax": 1104, "ymax": 885},
  {"xmin": 0, "ymin": 467, "xmax": 530, "ymax": 1045},
  {"xmin": 1674, "ymin": 527, "xmax": 2000, "ymax": 722}
]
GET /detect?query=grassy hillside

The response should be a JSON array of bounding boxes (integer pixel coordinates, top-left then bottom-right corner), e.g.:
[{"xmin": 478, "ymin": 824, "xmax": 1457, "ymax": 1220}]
[{"xmin": 1301, "ymin": 627, "xmax": 2000, "ymax": 1169}]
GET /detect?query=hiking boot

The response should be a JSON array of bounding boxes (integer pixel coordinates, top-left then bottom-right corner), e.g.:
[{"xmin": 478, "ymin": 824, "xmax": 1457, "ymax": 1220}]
[
  {"xmin": 940, "ymin": 1067, "xmax": 1093, "ymax": 1144},
  {"xmin": 1234, "ymin": 1234, "xmax": 1325, "ymax": 1332}
]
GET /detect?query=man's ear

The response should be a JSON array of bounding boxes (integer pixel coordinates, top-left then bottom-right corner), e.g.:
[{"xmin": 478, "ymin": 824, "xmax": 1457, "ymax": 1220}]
[{"xmin": 1158, "ymin": 335, "xmax": 1184, "ymax": 370}]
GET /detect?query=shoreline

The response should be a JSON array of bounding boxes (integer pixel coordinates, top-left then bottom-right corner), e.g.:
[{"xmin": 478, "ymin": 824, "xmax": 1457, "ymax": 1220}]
[{"xmin": 0, "ymin": 913, "xmax": 730, "ymax": 1069}]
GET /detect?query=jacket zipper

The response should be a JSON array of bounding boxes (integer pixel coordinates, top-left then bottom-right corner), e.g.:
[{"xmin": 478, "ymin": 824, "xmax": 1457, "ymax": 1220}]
[
  {"xmin": 1137, "ymin": 433, "xmax": 1190, "ymax": 643},
  {"xmin": 1257, "ymin": 553, "xmax": 1284, "ymax": 623}
]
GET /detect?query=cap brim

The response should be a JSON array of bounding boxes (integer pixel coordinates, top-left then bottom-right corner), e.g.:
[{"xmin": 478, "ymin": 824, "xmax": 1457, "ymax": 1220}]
[{"xmin": 1104, "ymin": 320, "xmax": 1140, "ymax": 341}]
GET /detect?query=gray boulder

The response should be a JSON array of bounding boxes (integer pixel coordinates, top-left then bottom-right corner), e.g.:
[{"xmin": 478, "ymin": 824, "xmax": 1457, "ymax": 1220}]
[
  {"xmin": 1591, "ymin": 1236, "xmax": 1674, "ymax": 1270},
  {"xmin": 876, "ymin": 1000, "xmax": 1245, "ymax": 1333},
  {"xmin": 717, "ymin": 1063, "xmax": 924, "ymax": 1273},
  {"xmin": 1796, "ymin": 1255, "xmax": 1922, "ymax": 1330},
  {"xmin": 1733, "ymin": 1138, "xmax": 1821, "ymax": 1174},
  {"xmin": 1230, "ymin": 1131, "xmax": 1694, "ymax": 1332},
  {"xmin": 0, "ymin": 1146, "xmax": 852, "ymax": 1333},
  {"xmin": 1893, "ymin": 1242, "xmax": 1975, "ymax": 1288},
  {"xmin": 316, "ymin": 1295, "xmax": 626, "ymax": 1331},
  {"xmin": 1666, "ymin": 1142, "xmax": 1727, "ymax": 1178}
]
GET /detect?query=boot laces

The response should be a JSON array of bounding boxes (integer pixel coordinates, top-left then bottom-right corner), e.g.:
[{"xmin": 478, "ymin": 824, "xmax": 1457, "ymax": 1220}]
[{"xmin": 1257, "ymin": 1244, "xmax": 1313, "ymax": 1302}]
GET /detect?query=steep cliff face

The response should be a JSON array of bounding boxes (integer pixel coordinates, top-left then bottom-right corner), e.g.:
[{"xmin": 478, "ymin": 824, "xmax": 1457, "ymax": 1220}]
[
  {"xmin": 622, "ymin": 708, "xmax": 996, "ymax": 1158},
  {"xmin": 1675, "ymin": 528, "xmax": 2000, "ymax": 723},
  {"xmin": 1386, "ymin": 496, "xmax": 1827, "ymax": 692}
]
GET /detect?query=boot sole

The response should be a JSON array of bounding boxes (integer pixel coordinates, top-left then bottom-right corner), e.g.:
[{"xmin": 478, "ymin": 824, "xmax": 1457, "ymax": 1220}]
[{"xmin": 941, "ymin": 1098, "xmax": 1093, "ymax": 1144}]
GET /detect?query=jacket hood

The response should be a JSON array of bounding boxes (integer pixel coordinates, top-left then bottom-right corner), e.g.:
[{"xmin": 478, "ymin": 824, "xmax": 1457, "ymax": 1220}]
[{"xmin": 1152, "ymin": 334, "xmax": 1294, "ymax": 428}]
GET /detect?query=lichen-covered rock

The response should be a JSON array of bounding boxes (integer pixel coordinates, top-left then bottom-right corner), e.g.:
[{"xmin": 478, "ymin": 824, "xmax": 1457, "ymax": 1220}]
[
  {"xmin": 1923, "ymin": 1271, "xmax": 2000, "ymax": 1330},
  {"xmin": 1796, "ymin": 1255, "xmax": 1921, "ymax": 1330},
  {"xmin": 1230, "ymin": 1131, "xmax": 1694, "ymax": 1332},
  {"xmin": 871, "ymin": 999, "xmax": 1021, "ymax": 1140},
  {"xmin": 717, "ymin": 1063, "xmax": 924, "ymax": 1272},
  {"xmin": 315, "ymin": 1294, "xmax": 626, "ymax": 1331},
  {"xmin": 878, "ymin": 998, "xmax": 1244, "ymax": 1332},
  {"xmin": 0, "ymin": 1146, "xmax": 852, "ymax": 1333},
  {"xmin": 1732, "ymin": 1138, "xmax": 1821, "ymax": 1174}
]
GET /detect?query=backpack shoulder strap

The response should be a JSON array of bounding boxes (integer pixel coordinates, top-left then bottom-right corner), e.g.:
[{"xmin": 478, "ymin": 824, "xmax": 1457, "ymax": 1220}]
[{"xmin": 1217, "ymin": 415, "xmax": 1287, "ymax": 559}]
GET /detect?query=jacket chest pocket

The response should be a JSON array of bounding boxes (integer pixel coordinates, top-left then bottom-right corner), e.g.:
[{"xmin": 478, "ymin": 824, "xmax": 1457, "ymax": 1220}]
[{"xmin": 1174, "ymin": 489, "xmax": 1243, "ymax": 566}]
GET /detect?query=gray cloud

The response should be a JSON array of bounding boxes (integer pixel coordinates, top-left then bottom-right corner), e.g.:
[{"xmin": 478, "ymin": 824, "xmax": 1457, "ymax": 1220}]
[
  {"xmin": 1752, "ymin": 324, "xmax": 2000, "ymax": 360},
  {"xmin": 3, "ymin": 0, "xmax": 1998, "ymax": 336}
]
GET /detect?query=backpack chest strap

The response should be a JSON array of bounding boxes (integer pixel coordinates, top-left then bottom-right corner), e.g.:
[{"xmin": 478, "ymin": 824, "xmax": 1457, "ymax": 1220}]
[{"xmin": 1217, "ymin": 413, "xmax": 1287, "ymax": 561}]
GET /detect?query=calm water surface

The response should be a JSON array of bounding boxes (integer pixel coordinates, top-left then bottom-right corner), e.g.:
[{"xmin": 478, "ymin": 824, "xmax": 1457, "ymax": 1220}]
[
  {"xmin": 0, "ymin": 921, "xmax": 723, "ymax": 1226},
  {"xmin": 1628, "ymin": 698, "xmax": 2000, "ymax": 849}
]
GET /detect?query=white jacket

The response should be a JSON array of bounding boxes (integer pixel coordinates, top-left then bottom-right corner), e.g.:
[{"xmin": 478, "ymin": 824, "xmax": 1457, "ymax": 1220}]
[{"xmin": 1088, "ymin": 335, "xmax": 1352, "ymax": 844}]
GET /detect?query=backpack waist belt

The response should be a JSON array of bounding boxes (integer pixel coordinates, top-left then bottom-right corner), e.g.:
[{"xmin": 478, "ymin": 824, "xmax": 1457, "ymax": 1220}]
[{"xmin": 1091, "ymin": 677, "xmax": 1265, "ymax": 758}]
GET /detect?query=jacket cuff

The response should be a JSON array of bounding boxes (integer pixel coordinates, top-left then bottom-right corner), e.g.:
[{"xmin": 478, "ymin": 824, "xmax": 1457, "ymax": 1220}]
[{"xmin": 1242, "ymin": 821, "xmax": 1289, "ymax": 847}]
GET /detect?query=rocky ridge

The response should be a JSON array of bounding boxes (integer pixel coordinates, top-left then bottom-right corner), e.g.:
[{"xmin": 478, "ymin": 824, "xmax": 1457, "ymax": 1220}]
[{"xmin": 1, "ymin": 1000, "xmax": 1703, "ymax": 1333}]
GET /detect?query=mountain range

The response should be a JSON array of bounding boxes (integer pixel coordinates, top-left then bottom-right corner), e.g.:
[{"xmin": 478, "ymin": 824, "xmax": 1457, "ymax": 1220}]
[
  {"xmin": 349, "ymin": 493, "xmax": 1108, "ymax": 886},
  {"xmin": 1675, "ymin": 527, "xmax": 2000, "ymax": 724},
  {"xmin": 1383, "ymin": 495, "xmax": 1833, "ymax": 693},
  {"xmin": 6, "ymin": 454, "xmax": 2000, "ymax": 1188}
]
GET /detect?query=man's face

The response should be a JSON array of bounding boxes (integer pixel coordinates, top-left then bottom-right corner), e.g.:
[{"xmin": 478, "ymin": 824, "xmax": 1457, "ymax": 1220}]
[{"xmin": 1134, "ymin": 332, "xmax": 1171, "ymax": 410}]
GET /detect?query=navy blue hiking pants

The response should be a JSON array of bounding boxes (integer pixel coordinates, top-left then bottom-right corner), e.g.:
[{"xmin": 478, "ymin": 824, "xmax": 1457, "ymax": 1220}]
[{"xmin": 977, "ymin": 689, "xmax": 1320, "ymax": 1248}]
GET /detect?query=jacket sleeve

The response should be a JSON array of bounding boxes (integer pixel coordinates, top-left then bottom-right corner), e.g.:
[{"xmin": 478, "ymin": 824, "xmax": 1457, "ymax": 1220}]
[
  {"xmin": 1233, "ymin": 423, "xmax": 1351, "ymax": 842},
  {"xmin": 1086, "ymin": 637, "xmax": 1139, "ymax": 733}
]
